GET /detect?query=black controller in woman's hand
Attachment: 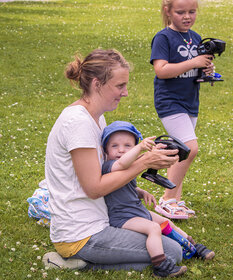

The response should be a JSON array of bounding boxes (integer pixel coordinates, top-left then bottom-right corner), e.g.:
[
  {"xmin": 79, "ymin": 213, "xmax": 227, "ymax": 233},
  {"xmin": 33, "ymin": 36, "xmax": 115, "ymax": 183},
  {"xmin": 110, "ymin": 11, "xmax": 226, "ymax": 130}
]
[{"xmin": 154, "ymin": 135, "xmax": 190, "ymax": 162}]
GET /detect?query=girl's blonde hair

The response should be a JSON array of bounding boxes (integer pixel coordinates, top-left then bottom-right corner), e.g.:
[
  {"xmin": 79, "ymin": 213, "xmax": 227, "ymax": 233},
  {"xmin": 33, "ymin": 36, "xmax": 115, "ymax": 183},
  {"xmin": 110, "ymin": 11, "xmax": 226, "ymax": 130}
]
[{"xmin": 161, "ymin": 0, "xmax": 199, "ymax": 27}]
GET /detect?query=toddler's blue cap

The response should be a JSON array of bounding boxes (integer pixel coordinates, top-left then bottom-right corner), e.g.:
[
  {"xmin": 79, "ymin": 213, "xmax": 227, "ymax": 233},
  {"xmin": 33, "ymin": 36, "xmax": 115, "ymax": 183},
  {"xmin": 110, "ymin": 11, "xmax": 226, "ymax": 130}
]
[{"xmin": 102, "ymin": 121, "xmax": 143, "ymax": 151}]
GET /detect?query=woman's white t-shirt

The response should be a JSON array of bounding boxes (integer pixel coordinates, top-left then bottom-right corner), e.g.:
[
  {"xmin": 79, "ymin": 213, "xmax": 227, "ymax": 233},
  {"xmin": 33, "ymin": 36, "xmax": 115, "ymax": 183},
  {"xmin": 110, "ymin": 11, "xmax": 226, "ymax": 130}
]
[{"xmin": 45, "ymin": 105, "xmax": 109, "ymax": 243}]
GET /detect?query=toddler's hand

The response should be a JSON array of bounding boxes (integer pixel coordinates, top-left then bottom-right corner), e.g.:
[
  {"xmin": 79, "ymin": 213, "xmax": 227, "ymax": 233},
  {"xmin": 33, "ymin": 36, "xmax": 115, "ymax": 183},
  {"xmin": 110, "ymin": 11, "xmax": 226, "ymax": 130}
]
[
  {"xmin": 139, "ymin": 136, "xmax": 156, "ymax": 152},
  {"xmin": 139, "ymin": 189, "xmax": 157, "ymax": 206}
]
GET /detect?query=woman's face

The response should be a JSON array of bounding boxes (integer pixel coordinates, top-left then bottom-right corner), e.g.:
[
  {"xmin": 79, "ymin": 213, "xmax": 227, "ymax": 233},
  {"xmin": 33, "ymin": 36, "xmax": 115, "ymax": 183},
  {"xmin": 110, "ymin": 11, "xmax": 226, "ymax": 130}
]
[{"xmin": 100, "ymin": 66, "xmax": 129, "ymax": 112}]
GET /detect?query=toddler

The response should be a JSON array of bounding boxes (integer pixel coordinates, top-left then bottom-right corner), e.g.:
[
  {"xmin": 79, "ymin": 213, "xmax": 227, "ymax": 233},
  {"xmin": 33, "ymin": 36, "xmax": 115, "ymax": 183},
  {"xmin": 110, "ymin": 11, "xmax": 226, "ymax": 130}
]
[{"xmin": 102, "ymin": 121, "xmax": 215, "ymax": 278}]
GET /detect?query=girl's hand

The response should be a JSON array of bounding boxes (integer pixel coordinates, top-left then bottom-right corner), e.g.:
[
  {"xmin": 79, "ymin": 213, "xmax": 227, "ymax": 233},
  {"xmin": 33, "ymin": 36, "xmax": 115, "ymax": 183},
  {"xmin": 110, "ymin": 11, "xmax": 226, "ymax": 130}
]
[
  {"xmin": 137, "ymin": 188, "xmax": 157, "ymax": 206},
  {"xmin": 139, "ymin": 136, "xmax": 156, "ymax": 152},
  {"xmin": 203, "ymin": 62, "xmax": 215, "ymax": 76},
  {"xmin": 192, "ymin": 55, "xmax": 214, "ymax": 68}
]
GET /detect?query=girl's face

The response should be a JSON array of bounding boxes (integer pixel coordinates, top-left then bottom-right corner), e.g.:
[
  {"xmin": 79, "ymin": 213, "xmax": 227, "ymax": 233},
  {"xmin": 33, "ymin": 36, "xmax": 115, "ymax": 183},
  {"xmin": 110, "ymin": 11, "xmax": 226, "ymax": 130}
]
[
  {"xmin": 106, "ymin": 131, "xmax": 136, "ymax": 160},
  {"xmin": 99, "ymin": 66, "xmax": 129, "ymax": 112},
  {"xmin": 166, "ymin": 0, "xmax": 198, "ymax": 32}
]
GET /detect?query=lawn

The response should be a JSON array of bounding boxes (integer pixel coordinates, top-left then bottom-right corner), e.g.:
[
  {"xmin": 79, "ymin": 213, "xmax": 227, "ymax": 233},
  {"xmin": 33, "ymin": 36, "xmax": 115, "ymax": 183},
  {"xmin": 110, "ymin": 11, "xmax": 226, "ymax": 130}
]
[{"xmin": 0, "ymin": 0, "xmax": 232, "ymax": 279}]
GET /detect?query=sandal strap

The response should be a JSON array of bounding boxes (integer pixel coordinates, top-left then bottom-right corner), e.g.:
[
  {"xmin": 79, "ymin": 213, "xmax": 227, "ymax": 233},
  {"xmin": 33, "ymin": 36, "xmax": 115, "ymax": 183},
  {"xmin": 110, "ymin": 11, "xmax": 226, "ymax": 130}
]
[
  {"xmin": 159, "ymin": 198, "xmax": 177, "ymax": 205},
  {"xmin": 177, "ymin": 201, "xmax": 185, "ymax": 206},
  {"xmin": 177, "ymin": 201, "xmax": 195, "ymax": 215},
  {"xmin": 159, "ymin": 198, "xmax": 187, "ymax": 215}
]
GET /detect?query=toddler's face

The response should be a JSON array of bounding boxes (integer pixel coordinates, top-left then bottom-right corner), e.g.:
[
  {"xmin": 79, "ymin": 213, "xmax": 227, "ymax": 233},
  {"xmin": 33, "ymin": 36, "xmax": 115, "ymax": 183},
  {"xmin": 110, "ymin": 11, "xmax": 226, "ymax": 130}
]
[{"xmin": 106, "ymin": 131, "xmax": 136, "ymax": 160}]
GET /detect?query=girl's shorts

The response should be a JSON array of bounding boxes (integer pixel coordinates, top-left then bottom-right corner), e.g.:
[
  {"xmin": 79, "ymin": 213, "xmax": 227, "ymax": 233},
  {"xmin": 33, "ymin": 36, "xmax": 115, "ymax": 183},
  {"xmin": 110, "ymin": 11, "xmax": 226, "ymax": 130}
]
[{"xmin": 160, "ymin": 113, "xmax": 197, "ymax": 143}]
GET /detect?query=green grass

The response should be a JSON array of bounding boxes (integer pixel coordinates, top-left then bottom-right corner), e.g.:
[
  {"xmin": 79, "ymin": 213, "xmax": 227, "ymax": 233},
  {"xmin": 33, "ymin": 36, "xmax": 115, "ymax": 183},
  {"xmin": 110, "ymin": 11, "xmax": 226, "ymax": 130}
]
[{"xmin": 0, "ymin": 0, "xmax": 232, "ymax": 279}]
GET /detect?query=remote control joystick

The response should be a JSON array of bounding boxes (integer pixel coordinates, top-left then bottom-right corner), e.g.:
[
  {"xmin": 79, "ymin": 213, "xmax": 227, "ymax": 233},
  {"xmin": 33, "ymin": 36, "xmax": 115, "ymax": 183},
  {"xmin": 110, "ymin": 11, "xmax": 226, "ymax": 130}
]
[
  {"xmin": 195, "ymin": 38, "xmax": 226, "ymax": 85},
  {"xmin": 141, "ymin": 135, "xmax": 190, "ymax": 189}
]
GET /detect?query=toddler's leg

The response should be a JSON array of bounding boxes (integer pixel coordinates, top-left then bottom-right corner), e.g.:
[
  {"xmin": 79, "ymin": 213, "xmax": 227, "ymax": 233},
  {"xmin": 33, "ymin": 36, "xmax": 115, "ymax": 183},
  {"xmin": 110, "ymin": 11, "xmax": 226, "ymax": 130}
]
[
  {"xmin": 122, "ymin": 217, "xmax": 164, "ymax": 258},
  {"xmin": 150, "ymin": 211, "xmax": 190, "ymax": 239},
  {"xmin": 168, "ymin": 220, "xmax": 189, "ymax": 239},
  {"xmin": 123, "ymin": 217, "xmax": 187, "ymax": 277},
  {"xmin": 155, "ymin": 218, "xmax": 215, "ymax": 261}
]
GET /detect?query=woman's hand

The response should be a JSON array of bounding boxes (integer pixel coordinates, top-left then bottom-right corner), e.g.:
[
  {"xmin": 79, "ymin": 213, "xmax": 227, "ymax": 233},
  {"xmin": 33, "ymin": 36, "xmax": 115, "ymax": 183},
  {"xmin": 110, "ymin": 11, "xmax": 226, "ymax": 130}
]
[{"xmin": 142, "ymin": 144, "xmax": 179, "ymax": 170}]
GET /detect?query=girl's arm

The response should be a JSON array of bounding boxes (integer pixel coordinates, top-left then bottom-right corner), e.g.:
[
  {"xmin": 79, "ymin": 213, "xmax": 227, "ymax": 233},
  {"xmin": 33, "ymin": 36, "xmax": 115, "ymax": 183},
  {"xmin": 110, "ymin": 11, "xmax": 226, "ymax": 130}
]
[
  {"xmin": 153, "ymin": 55, "xmax": 213, "ymax": 79},
  {"xmin": 111, "ymin": 136, "xmax": 156, "ymax": 172},
  {"xmin": 70, "ymin": 146, "xmax": 179, "ymax": 199}
]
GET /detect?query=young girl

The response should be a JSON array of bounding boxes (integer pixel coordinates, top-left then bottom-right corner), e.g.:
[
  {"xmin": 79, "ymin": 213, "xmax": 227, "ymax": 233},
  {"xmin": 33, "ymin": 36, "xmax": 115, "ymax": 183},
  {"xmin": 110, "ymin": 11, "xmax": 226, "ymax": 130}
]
[
  {"xmin": 150, "ymin": 0, "xmax": 214, "ymax": 219},
  {"xmin": 102, "ymin": 121, "xmax": 214, "ymax": 278}
]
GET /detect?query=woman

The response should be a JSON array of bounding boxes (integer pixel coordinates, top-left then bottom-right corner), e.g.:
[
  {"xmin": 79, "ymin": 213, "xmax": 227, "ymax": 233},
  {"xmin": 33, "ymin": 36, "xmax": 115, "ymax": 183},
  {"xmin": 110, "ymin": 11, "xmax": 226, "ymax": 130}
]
[{"xmin": 43, "ymin": 49, "xmax": 182, "ymax": 271}]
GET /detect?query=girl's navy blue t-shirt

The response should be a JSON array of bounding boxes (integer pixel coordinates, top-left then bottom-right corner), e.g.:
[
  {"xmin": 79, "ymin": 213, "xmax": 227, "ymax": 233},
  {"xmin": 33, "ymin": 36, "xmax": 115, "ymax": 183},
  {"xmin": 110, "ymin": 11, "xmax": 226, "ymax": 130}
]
[{"xmin": 150, "ymin": 28, "xmax": 202, "ymax": 118}]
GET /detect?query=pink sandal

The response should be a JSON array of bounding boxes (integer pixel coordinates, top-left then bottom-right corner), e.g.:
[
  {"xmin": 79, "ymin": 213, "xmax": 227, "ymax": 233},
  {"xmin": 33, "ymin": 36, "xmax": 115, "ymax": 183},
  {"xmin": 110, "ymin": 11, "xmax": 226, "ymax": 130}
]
[
  {"xmin": 177, "ymin": 201, "xmax": 196, "ymax": 217},
  {"xmin": 154, "ymin": 198, "xmax": 189, "ymax": 220}
]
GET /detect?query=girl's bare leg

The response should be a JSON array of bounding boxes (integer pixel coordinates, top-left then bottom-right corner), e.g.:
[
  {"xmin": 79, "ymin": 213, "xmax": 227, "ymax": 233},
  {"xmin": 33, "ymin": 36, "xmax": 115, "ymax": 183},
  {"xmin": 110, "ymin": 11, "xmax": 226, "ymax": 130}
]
[{"xmin": 162, "ymin": 139, "xmax": 198, "ymax": 215}]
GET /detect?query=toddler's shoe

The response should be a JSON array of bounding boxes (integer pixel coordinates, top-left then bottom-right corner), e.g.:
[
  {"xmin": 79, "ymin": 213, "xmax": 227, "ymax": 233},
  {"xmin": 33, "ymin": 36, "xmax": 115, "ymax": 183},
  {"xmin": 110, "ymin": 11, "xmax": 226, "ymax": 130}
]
[
  {"xmin": 194, "ymin": 244, "xmax": 215, "ymax": 260},
  {"xmin": 153, "ymin": 257, "xmax": 187, "ymax": 278},
  {"xmin": 42, "ymin": 252, "xmax": 87, "ymax": 269}
]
